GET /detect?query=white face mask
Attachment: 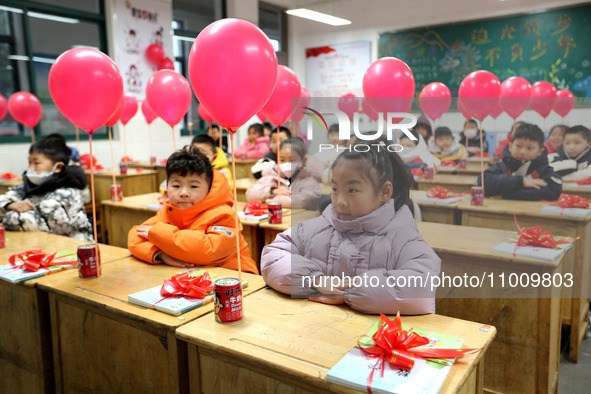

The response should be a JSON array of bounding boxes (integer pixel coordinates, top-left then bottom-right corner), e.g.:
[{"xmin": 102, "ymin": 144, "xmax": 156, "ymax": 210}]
[
  {"xmin": 278, "ymin": 162, "xmax": 293, "ymax": 178},
  {"xmin": 464, "ymin": 128, "xmax": 478, "ymax": 139},
  {"xmin": 26, "ymin": 163, "xmax": 58, "ymax": 185}
]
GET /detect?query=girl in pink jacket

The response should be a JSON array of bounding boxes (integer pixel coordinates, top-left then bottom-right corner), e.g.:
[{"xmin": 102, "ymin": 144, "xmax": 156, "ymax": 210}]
[
  {"xmin": 234, "ymin": 123, "xmax": 270, "ymax": 159},
  {"xmin": 261, "ymin": 143, "xmax": 441, "ymax": 315}
]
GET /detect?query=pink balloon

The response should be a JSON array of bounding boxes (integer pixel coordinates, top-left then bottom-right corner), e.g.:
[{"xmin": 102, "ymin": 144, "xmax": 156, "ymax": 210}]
[
  {"xmin": 198, "ymin": 103, "xmax": 214, "ymax": 124},
  {"xmin": 257, "ymin": 111, "xmax": 267, "ymax": 122},
  {"xmin": 554, "ymin": 89, "xmax": 575, "ymax": 117},
  {"xmin": 458, "ymin": 70, "xmax": 501, "ymax": 120},
  {"xmin": 120, "ymin": 92, "xmax": 138, "ymax": 125},
  {"xmin": 141, "ymin": 100, "xmax": 157, "ymax": 124},
  {"xmin": 362, "ymin": 98, "xmax": 379, "ymax": 121},
  {"xmin": 362, "ymin": 57, "xmax": 415, "ymax": 116},
  {"xmin": 105, "ymin": 96, "xmax": 124, "ymax": 127},
  {"xmin": 158, "ymin": 57, "xmax": 175, "ymax": 71},
  {"xmin": 499, "ymin": 77, "xmax": 531, "ymax": 120},
  {"xmin": 457, "ymin": 98, "xmax": 473, "ymax": 119},
  {"xmin": 49, "ymin": 48, "xmax": 123, "ymax": 133},
  {"xmin": 489, "ymin": 103, "xmax": 503, "ymax": 119},
  {"xmin": 530, "ymin": 81, "xmax": 557, "ymax": 118},
  {"xmin": 0, "ymin": 93, "xmax": 6, "ymax": 122},
  {"xmin": 8, "ymin": 92, "xmax": 42, "ymax": 128},
  {"xmin": 261, "ymin": 65, "xmax": 301, "ymax": 126},
  {"xmin": 291, "ymin": 87, "xmax": 311, "ymax": 123},
  {"xmin": 146, "ymin": 70, "xmax": 192, "ymax": 128},
  {"xmin": 338, "ymin": 93, "xmax": 359, "ymax": 121},
  {"xmin": 145, "ymin": 43, "xmax": 164, "ymax": 64},
  {"xmin": 189, "ymin": 18, "xmax": 277, "ymax": 133},
  {"xmin": 419, "ymin": 82, "xmax": 451, "ymax": 120}
]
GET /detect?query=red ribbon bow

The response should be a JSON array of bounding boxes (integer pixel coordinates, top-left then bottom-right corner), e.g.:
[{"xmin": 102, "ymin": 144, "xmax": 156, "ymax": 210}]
[
  {"xmin": 575, "ymin": 176, "xmax": 591, "ymax": 185},
  {"xmin": 9, "ymin": 250, "xmax": 75, "ymax": 272},
  {"xmin": 474, "ymin": 152, "xmax": 490, "ymax": 158},
  {"xmin": 410, "ymin": 168, "xmax": 424, "ymax": 177},
  {"xmin": 243, "ymin": 201, "xmax": 267, "ymax": 216},
  {"xmin": 513, "ymin": 216, "xmax": 573, "ymax": 254},
  {"xmin": 160, "ymin": 272, "xmax": 214, "ymax": 299},
  {"xmin": 1, "ymin": 172, "xmax": 17, "ymax": 180},
  {"xmin": 358, "ymin": 313, "xmax": 478, "ymax": 393},
  {"xmin": 555, "ymin": 193, "xmax": 590, "ymax": 209},
  {"xmin": 426, "ymin": 186, "xmax": 465, "ymax": 199},
  {"xmin": 440, "ymin": 161, "xmax": 457, "ymax": 167}
]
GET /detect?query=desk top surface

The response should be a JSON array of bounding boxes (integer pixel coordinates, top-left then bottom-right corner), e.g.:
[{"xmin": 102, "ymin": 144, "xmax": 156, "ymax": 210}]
[
  {"xmin": 416, "ymin": 174, "xmax": 478, "ymax": 186},
  {"xmin": 259, "ymin": 209, "xmax": 321, "ymax": 231},
  {"xmin": 85, "ymin": 168, "xmax": 158, "ymax": 178}
]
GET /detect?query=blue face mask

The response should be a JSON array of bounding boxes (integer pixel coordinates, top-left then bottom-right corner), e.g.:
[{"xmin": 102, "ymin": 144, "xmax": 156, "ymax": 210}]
[{"xmin": 26, "ymin": 163, "xmax": 59, "ymax": 185}]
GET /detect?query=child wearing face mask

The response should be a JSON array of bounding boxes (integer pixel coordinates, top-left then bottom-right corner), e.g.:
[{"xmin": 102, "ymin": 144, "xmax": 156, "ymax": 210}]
[
  {"xmin": 459, "ymin": 119, "xmax": 489, "ymax": 156},
  {"xmin": 245, "ymin": 138, "xmax": 321, "ymax": 210},
  {"xmin": 0, "ymin": 135, "xmax": 93, "ymax": 241},
  {"xmin": 260, "ymin": 142, "xmax": 440, "ymax": 315},
  {"xmin": 549, "ymin": 125, "xmax": 591, "ymax": 181}
]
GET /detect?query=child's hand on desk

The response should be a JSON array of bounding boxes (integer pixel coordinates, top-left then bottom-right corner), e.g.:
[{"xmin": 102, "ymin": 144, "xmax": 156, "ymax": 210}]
[
  {"xmin": 6, "ymin": 200, "xmax": 34, "ymax": 213},
  {"xmin": 136, "ymin": 225, "xmax": 152, "ymax": 239},
  {"xmin": 309, "ymin": 296, "xmax": 346, "ymax": 305},
  {"xmin": 523, "ymin": 178, "xmax": 547, "ymax": 189},
  {"xmin": 271, "ymin": 187, "xmax": 291, "ymax": 196},
  {"xmin": 154, "ymin": 251, "xmax": 194, "ymax": 268}
]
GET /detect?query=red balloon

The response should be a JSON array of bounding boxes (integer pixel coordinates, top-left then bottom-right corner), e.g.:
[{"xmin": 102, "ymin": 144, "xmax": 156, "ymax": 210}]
[
  {"xmin": 146, "ymin": 70, "xmax": 192, "ymax": 127},
  {"xmin": 457, "ymin": 97, "xmax": 473, "ymax": 119},
  {"xmin": 362, "ymin": 98, "xmax": 379, "ymax": 121},
  {"xmin": 261, "ymin": 65, "xmax": 301, "ymax": 126},
  {"xmin": 198, "ymin": 103, "xmax": 214, "ymax": 124},
  {"xmin": 257, "ymin": 111, "xmax": 266, "ymax": 122},
  {"xmin": 158, "ymin": 57, "xmax": 175, "ymax": 71},
  {"xmin": 49, "ymin": 48, "xmax": 123, "ymax": 133},
  {"xmin": 530, "ymin": 81, "xmax": 557, "ymax": 118},
  {"xmin": 338, "ymin": 93, "xmax": 359, "ymax": 121},
  {"xmin": 489, "ymin": 103, "xmax": 503, "ymax": 119},
  {"xmin": 145, "ymin": 43, "xmax": 165, "ymax": 64},
  {"xmin": 291, "ymin": 87, "xmax": 311, "ymax": 123},
  {"xmin": 554, "ymin": 89, "xmax": 575, "ymax": 117},
  {"xmin": 120, "ymin": 92, "xmax": 138, "ymax": 125},
  {"xmin": 8, "ymin": 92, "xmax": 42, "ymax": 128},
  {"xmin": 0, "ymin": 93, "xmax": 6, "ymax": 122},
  {"xmin": 189, "ymin": 18, "xmax": 277, "ymax": 133},
  {"xmin": 419, "ymin": 82, "xmax": 451, "ymax": 120},
  {"xmin": 499, "ymin": 77, "xmax": 531, "ymax": 120},
  {"xmin": 362, "ymin": 57, "xmax": 415, "ymax": 116},
  {"xmin": 458, "ymin": 70, "xmax": 500, "ymax": 120},
  {"xmin": 141, "ymin": 99, "xmax": 157, "ymax": 124},
  {"xmin": 105, "ymin": 95, "xmax": 124, "ymax": 127}
]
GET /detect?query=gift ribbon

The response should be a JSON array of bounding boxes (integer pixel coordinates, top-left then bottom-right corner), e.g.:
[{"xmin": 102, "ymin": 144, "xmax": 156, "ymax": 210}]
[
  {"xmin": 1, "ymin": 172, "xmax": 17, "ymax": 180},
  {"xmin": 474, "ymin": 151, "xmax": 490, "ymax": 158},
  {"xmin": 547, "ymin": 193, "xmax": 591, "ymax": 209},
  {"xmin": 440, "ymin": 161, "xmax": 457, "ymax": 167},
  {"xmin": 575, "ymin": 176, "xmax": 591, "ymax": 185},
  {"xmin": 9, "ymin": 250, "xmax": 75, "ymax": 272},
  {"xmin": 512, "ymin": 216, "xmax": 574, "ymax": 256},
  {"xmin": 152, "ymin": 272, "xmax": 216, "ymax": 309},
  {"xmin": 357, "ymin": 313, "xmax": 478, "ymax": 393},
  {"xmin": 426, "ymin": 186, "xmax": 467, "ymax": 199},
  {"xmin": 411, "ymin": 168, "xmax": 424, "ymax": 177},
  {"xmin": 243, "ymin": 201, "xmax": 267, "ymax": 216}
]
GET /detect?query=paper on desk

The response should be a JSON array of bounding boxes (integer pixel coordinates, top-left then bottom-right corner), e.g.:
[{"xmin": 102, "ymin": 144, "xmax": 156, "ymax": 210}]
[
  {"xmin": 540, "ymin": 206, "xmax": 591, "ymax": 218},
  {"xmin": 492, "ymin": 241, "xmax": 573, "ymax": 262},
  {"xmin": 418, "ymin": 196, "xmax": 465, "ymax": 204}
]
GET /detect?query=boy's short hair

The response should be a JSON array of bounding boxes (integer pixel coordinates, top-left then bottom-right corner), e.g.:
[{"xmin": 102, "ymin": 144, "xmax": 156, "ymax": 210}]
[
  {"xmin": 512, "ymin": 123, "xmax": 545, "ymax": 147},
  {"xmin": 207, "ymin": 124, "xmax": 220, "ymax": 132},
  {"xmin": 434, "ymin": 127, "xmax": 452, "ymax": 139},
  {"xmin": 414, "ymin": 122, "xmax": 432, "ymax": 138},
  {"xmin": 166, "ymin": 146, "xmax": 213, "ymax": 189},
  {"xmin": 191, "ymin": 134, "xmax": 217, "ymax": 154},
  {"xmin": 249, "ymin": 123, "xmax": 264, "ymax": 136},
  {"xmin": 564, "ymin": 125, "xmax": 591, "ymax": 142},
  {"xmin": 278, "ymin": 126, "xmax": 291, "ymax": 138},
  {"xmin": 280, "ymin": 138, "xmax": 306, "ymax": 160},
  {"xmin": 328, "ymin": 123, "xmax": 339, "ymax": 134},
  {"xmin": 30, "ymin": 134, "xmax": 71, "ymax": 164}
]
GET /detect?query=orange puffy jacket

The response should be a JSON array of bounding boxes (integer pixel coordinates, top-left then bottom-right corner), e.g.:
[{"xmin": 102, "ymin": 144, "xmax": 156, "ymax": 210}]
[{"xmin": 128, "ymin": 170, "xmax": 258, "ymax": 274}]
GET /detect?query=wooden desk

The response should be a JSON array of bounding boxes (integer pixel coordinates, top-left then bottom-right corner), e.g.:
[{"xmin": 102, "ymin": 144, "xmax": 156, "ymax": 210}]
[
  {"xmin": 564, "ymin": 183, "xmax": 591, "ymax": 200},
  {"xmin": 417, "ymin": 174, "xmax": 477, "ymax": 193},
  {"xmin": 86, "ymin": 168, "xmax": 158, "ymax": 203},
  {"xmin": 260, "ymin": 209, "xmax": 320, "ymax": 245},
  {"xmin": 127, "ymin": 162, "xmax": 167, "ymax": 186},
  {"xmin": 418, "ymin": 222, "xmax": 569, "ymax": 393},
  {"xmin": 456, "ymin": 198, "xmax": 591, "ymax": 363},
  {"xmin": 37, "ymin": 256, "xmax": 266, "ymax": 394},
  {"xmin": 411, "ymin": 190, "xmax": 463, "ymax": 225},
  {"xmin": 233, "ymin": 159, "xmax": 257, "ymax": 179},
  {"xmin": 0, "ymin": 178, "xmax": 22, "ymax": 195},
  {"xmin": 0, "ymin": 231, "xmax": 130, "ymax": 394},
  {"xmin": 437, "ymin": 161, "xmax": 490, "ymax": 177},
  {"xmin": 234, "ymin": 177, "xmax": 257, "ymax": 202},
  {"xmin": 176, "ymin": 287, "xmax": 496, "ymax": 394}
]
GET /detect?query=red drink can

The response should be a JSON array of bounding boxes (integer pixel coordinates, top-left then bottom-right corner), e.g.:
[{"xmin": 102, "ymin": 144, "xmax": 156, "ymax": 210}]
[
  {"xmin": 268, "ymin": 202, "xmax": 282, "ymax": 224},
  {"xmin": 214, "ymin": 278, "xmax": 243, "ymax": 324},
  {"xmin": 78, "ymin": 244, "xmax": 101, "ymax": 278},
  {"xmin": 110, "ymin": 184, "xmax": 123, "ymax": 202},
  {"xmin": 471, "ymin": 186, "xmax": 484, "ymax": 206},
  {"xmin": 119, "ymin": 162, "xmax": 128, "ymax": 175},
  {"xmin": 424, "ymin": 167, "xmax": 434, "ymax": 180},
  {"xmin": 459, "ymin": 159, "xmax": 467, "ymax": 169},
  {"xmin": 0, "ymin": 224, "xmax": 5, "ymax": 249},
  {"xmin": 150, "ymin": 155, "xmax": 157, "ymax": 165}
]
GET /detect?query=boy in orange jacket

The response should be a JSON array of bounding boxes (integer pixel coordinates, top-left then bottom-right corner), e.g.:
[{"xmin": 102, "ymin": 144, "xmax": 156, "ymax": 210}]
[{"xmin": 128, "ymin": 147, "xmax": 258, "ymax": 274}]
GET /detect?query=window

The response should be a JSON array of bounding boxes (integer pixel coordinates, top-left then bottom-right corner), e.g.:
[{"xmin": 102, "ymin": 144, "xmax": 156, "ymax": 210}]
[{"xmin": 259, "ymin": 2, "xmax": 288, "ymax": 66}]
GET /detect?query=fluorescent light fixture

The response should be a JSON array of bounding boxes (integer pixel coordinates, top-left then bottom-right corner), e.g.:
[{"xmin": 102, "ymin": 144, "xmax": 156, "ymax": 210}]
[
  {"xmin": 32, "ymin": 56, "xmax": 55, "ymax": 64},
  {"xmin": 286, "ymin": 8, "xmax": 351, "ymax": 26},
  {"xmin": 27, "ymin": 11, "xmax": 79, "ymax": 24},
  {"xmin": 269, "ymin": 39, "xmax": 280, "ymax": 52},
  {"xmin": 0, "ymin": 5, "xmax": 23, "ymax": 14},
  {"xmin": 7, "ymin": 55, "xmax": 30, "ymax": 61},
  {"xmin": 173, "ymin": 35, "xmax": 196, "ymax": 42},
  {"xmin": 72, "ymin": 45, "xmax": 100, "ymax": 50}
]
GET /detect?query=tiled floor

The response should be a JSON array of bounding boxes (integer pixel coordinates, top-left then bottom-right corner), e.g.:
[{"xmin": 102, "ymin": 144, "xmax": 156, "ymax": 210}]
[{"xmin": 558, "ymin": 317, "xmax": 591, "ymax": 392}]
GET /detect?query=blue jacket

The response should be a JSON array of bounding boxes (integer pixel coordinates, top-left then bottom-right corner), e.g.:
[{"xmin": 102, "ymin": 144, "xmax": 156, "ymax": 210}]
[{"xmin": 477, "ymin": 145, "xmax": 562, "ymax": 201}]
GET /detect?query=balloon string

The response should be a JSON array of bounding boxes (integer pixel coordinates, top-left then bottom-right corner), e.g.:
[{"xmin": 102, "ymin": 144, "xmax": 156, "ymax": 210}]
[
  {"xmin": 479, "ymin": 121, "xmax": 485, "ymax": 199},
  {"xmin": 108, "ymin": 127, "xmax": 117, "ymax": 187},
  {"xmin": 148, "ymin": 124, "xmax": 153, "ymax": 159},
  {"xmin": 89, "ymin": 134, "xmax": 99, "ymax": 247},
  {"xmin": 75, "ymin": 126, "xmax": 80, "ymax": 152},
  {"xmin": 171, "ymin": 126, "xmax": 176, "ymax": 152},
  {"xmin": 31, "ymin": 127, "xmax": 36, "ymax": 143},
  {"xmin": 276, "ymin": 126, "xmax": 281, "ymax": 193},
  {"xmin": 123, "ymin": 125, "xmax": 128, "ymax": 158},
  {"xmin": 219, "ymin": 130, "xmax": 223, "ymax": 150},
  {"xmin": 230, "ymin": 134, "xmax": 243, "ymax": 286}
]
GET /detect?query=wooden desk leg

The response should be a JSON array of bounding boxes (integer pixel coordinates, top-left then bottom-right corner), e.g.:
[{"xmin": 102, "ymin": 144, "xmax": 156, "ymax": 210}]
[{"xmin": 187, "ymin": 344, "xmax": 201, "ymax": 394}]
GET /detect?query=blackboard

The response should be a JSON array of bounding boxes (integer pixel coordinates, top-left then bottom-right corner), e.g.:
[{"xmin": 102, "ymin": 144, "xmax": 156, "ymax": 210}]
[{"xmin": 379, "ymin": 4, "xmax": 591, "ymax": 101}]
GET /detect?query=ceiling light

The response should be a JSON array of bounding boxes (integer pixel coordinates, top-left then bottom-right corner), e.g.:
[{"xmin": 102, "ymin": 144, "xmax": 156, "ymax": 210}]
[
  {"xmin": 7, "ymin": 55, "xmax": 30, "ymax": 61},
  {"xmin": 0, "ymin": 5, "xmax": 23, "ymax": 14},
  {"xmin": 173, "ymin": 35, "xmax": 196, "ymax": 42},
  {"xmin": 286, "ymin": 8, "xmax": 351, "ymax": 26},
  {"xmin": 28, "ymin": 11, "xmax": 79, "ymax": 24}
]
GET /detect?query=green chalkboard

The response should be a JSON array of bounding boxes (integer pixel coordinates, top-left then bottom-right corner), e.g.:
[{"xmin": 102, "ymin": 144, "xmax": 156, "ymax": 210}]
[{"xmin": 379, "ymin": 4, "xmax": 591, "ymax": 101}]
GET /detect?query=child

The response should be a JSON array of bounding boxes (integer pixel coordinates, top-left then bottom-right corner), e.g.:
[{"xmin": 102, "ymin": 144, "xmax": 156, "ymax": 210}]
[
  {"xmin": 191, "ymin": 134, "xmax": 233, "ymax": 187},
  {"xmin": 478, "ymin": 123, "xmax": 562, "ymax": 200},
  {"xmin": 260, "ymin": 145, "xmax": 440, "ymax": 315},
  {"xmin": 0, "ymin": 135, "xmax": 93, "ymax": 241},
  {"xmin": 264, "ymin": 127, "xmax": 291, "ymax": 163},
  {"xmin": 459, "ymin": 119, "xmax": 489, "ymax": 156},
  {"xmin": 246, "ymin": 138, "xmax": 321, "ymax": 210},
  {"xmin": 234, "ymin": 123, "xmax": 270, "ymax": 159},
  {"xmin": 493, "ymin": 121, "xmax": 525, "ymax": 162},
  {"xmin": 207, "ymin": 124, "xmax": 228, "ymax": 154},
  {"xmin": 429, "ymin": 126, "xmax": 466, "ymax": 163},
  {"xmin": 128, "ymin": 147, "xmax": 258, "ymax": 274},
  {"xmin": 544, "ymin": 124, "xmax": 567, "ymax": 154},
  {"xmin": 414, "ymin": 122, "xmax": 433, "ymax": 142},
  {"xmin": 549, "ymin": 125, "xmax": 591, "ymax": 181}
]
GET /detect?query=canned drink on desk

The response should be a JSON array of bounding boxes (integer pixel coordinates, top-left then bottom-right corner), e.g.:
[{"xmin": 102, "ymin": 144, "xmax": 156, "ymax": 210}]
[
  {"xmin": 459, "ymin": 158, "xmax": 467, "ymax": 169},
  {"xmin": 110, "ymin": 184, "xmax": 123, "ymax": 201},
  {"xmin": 0, "ymin": 224, "xmax": 5, "ymax": 249},
  {"xmin": 119, "ymin": 162, "xmax": 128, "ymax": 175},
  {"xmin": 78, "ymin": 244, "xmax": 101, "ymax": 278},
  {"xmin": 214, "ymin": 278, "xmax": 243, "ymax": 324},
  {"xmin": 268, "ymin": 202, "xmax": 282, "ymax": 224},
  {"xmin": 471, "ymin": 186, "xmax": 484, "ymax": 206},
  {"xmin": 423, "ymin": 167, "xmax": 434, "ymax": 180},
  {"xmin": 150, "ymin": 155, "xmax": 157, "ymax": 165}
]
